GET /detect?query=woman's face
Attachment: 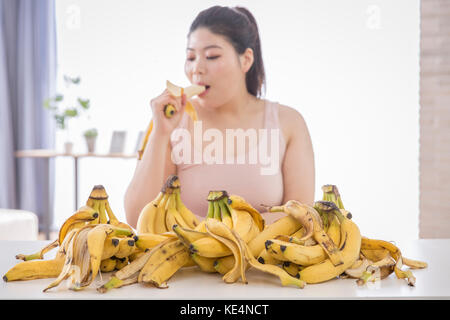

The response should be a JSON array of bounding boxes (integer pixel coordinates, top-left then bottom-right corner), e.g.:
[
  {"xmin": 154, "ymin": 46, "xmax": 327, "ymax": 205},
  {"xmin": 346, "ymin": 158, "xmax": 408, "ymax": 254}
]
[{"xmin": 185, "ymin": 27, "xmax": 250, "ymax": 109}]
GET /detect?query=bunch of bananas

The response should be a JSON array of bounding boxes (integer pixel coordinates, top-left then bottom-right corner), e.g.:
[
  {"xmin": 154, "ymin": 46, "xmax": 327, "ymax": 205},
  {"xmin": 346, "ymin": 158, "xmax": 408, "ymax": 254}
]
[
  {"xmin": 3, "ymin": 177, "xmax": 428, "ymax": 293},
  {"xmin": 98, "ymin": 186, "xmax": 307, "ymax": 292},
  {"xmin": 3, "ymin": 185, "xmax": 137, "ymax": 287},
  {"xmin": 136, "ymin": 174, "xmax": 201, "ymax": 234},
  {"xmin": 253, "ymin": 185, "xmax": 428, "ymax": 286}
]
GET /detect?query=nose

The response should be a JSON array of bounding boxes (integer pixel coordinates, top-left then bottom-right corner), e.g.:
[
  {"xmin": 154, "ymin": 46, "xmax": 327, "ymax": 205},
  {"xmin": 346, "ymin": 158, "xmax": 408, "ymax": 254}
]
[{"xmin": 191, "ymin": 57, "xmax": 206, "ymax": 76}]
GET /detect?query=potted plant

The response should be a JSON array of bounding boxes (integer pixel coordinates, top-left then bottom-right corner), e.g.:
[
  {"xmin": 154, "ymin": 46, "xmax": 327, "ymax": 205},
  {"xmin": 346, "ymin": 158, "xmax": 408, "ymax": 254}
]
[
  {"xmin": 43, "ymin": 75, "xmax": 90, "ymax": 153},
  {"xmin": 83, "ymin": 128, "xmax": 98, "ymax": 153}
]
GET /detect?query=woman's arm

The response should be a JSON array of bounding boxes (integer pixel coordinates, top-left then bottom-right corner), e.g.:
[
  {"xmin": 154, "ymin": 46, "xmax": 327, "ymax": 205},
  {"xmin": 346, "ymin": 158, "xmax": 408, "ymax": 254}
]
[
  {"xmin": 124, "ymin": 131, "xmax": 176, "ymax": 228},
  {"xmin": 280, "ymin": 106, "xmax": 315, "ymax": 205},
  {"xmin": 124, "ymin": 90, "xmax": 187, "ymax": 228},
  {"xmin": 259, "ymin": 106, "xmax": 315, "ymax": 225}
]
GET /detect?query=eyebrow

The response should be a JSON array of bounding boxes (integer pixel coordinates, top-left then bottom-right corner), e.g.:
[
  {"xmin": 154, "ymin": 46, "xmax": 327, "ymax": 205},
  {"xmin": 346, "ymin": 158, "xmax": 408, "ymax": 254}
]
[{"xmin": 186, "ymin": 45, "xmax": 223, "ymax": 51}]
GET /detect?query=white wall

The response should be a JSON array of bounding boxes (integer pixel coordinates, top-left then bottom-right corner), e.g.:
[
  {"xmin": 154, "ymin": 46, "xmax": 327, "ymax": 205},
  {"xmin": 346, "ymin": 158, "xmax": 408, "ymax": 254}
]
[{"xmin": 53, "ymin": 0, "xmax": 420, "ymax": 240}]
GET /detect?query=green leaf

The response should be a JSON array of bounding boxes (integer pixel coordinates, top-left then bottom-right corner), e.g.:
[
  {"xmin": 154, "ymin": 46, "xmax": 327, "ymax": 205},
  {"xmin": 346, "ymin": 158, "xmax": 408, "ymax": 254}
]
[
  {"xmin": 55, "ymin": 114, "xmax": 65, "ymax": 130},
  {"xmin": 83, "ymin": 128, "xmax": 98, "ymax": 137},
  {"xmin": 43, "ymin": 99, "xmax": 51, "ymax": 109},
  {"xmin": 64, "ymin": 108, "xmax": 78, "ymax": 117},
  {"xmin": 77, "ymin": 98, "xmax": 90, "ymax": 110},
  {"xmin": 63, "ymin": 75, "xmax": 81, "ymax": 85},
  {"xmin": 71, "ymin": 77, "xmax": 81, "ymax": 84},
  {"xmin": 54, "ymin": 94, "xmax": 64, "ymax": 102}
]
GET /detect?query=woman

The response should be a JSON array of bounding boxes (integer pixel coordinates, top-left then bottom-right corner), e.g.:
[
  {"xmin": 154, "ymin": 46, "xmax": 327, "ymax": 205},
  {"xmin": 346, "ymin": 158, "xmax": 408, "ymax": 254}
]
[{"xmin": 124, "ymin": 5, "xmax": 315, "ymax": 228}]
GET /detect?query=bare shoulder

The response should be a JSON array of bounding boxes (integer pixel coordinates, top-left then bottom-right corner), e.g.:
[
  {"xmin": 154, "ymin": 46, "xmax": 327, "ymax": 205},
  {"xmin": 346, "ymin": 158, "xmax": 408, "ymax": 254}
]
[{"xmin": 277, "ymin": 104, "xmax": 309, "ymax": 142}]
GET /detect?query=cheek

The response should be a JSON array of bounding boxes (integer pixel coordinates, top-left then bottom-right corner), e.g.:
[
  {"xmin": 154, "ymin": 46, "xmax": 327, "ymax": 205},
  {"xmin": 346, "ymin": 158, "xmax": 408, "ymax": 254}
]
[
  {"xmin": 212, "ymin": 60, "xmax": 240, "ymax": 86},
  {"xmin": 184, "ymin": 62, "xmax": 191, "ymax": 79}
]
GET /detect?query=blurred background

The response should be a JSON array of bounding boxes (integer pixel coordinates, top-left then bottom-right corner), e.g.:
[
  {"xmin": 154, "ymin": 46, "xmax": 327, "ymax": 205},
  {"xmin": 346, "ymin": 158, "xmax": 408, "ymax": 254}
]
[{"xmin": 1, "ymin": 0, "xmax": 448, "ymax": 241}]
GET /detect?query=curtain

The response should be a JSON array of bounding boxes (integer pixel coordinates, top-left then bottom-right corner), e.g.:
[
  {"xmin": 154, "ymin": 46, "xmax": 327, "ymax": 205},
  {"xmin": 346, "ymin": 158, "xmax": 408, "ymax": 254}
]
[{"xmin": 0, "ymin": 0, "xmax": 57, "ymax": 234}]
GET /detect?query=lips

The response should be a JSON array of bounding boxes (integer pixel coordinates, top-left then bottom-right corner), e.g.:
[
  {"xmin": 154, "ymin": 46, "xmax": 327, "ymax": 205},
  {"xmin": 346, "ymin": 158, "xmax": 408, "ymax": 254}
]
[
  {"xmin": 198, "ymin": 86, "xmax": 209, "ymax": 97},
  {"xmin": 195, "ymin": 83, "xmax": 210, "ymax": 97}
]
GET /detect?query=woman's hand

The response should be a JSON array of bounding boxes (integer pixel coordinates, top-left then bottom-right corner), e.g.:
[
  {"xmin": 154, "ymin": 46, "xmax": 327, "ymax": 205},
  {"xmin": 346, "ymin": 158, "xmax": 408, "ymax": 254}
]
[{"xmin": 150, "ymin": 89, "xmax": 187, "ymax": 136}]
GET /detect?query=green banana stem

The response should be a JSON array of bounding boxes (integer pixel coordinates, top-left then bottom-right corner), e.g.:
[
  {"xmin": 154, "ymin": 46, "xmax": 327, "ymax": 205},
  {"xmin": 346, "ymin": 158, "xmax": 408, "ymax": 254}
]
[
  {"xmin": 113, "ymin": 227, "xmax": 134, "ymax": 237},
  {"xmin": 356, "ymin": 270, "xmax": 373, "ymax": 286},
  {"xmin": 207, "ymin": 201, "xmax": 214, "ymax": 219},
  {"xmin": 321, "ymin": 185, "xmax": 345, "ymax": 210},
  {"xmin": 337, "ymin": 197, "xmax": 345, "ymax": 210},
  {"xmin": 224, "ymin": 199, "xmax": 236, "ymax": 219},
  {"xmin": 213, "ymin": 200, "xmax": 221, "ymax": 221},
  {"xmin": 313, "ymin": 203, "xmax": 331, "ymax": 232},
  {"xmin": 219, "ymin": 199, "xmax": 231, "ymax": 220},
  {"xmin": 207, "ymin": 190, "xmax": 228, "ymax": 201},
  {"xmin": 97, "ymin": 276, "xmax": 124, "ymax": 293}
]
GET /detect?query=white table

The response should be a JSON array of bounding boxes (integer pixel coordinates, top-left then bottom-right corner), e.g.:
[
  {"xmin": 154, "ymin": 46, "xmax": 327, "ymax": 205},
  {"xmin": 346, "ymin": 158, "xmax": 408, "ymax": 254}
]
[{"xmin": 0, "ymin": 239, "xmax": 448, "ymax": 300}]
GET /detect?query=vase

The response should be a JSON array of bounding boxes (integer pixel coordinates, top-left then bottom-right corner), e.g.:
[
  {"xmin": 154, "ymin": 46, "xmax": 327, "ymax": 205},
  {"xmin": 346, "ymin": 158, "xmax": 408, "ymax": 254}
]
[
  {"xmin": 64, "ymin": 141, "xmax": 73, "ymax": 154},
  {"xmin": 85, "ymin": 136, "xmax": 96, "ymax": 153}
]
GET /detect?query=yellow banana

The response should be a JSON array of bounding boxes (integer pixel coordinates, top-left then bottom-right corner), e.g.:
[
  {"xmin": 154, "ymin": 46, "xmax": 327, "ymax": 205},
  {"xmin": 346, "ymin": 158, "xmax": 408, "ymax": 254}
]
[
  {"xmin": 270, "ymin": 200, "xmax": 344, "ymax": 266},
  {"xmin": 86, "ymin": 185, "xmax": 110, "ymax": 224},
  {"xmin": 298, "ymin": 209, "xmax": 361, "ymax": 284},
  {"xmin": 140, "ymin": 247, "xmax": 191, "ymax": 288},
  {"xmin": 138, "ymin": 239, "xmax": 186, "ymax": 282},
  {"xmin": 100, "ymin": 236, "xmax": 121, "ymax": 260},
  {"xmin": 267, "ymin": 202, "xmax": 314, "ymax": 241},
  {"xmin": 3, "ymin": 258, "xmax": 65, "ymax": 282},
  {"xmin": 114, "ymin": 238, "xmax": 177, "ymax": 282},
  {"xmin": 282, "ymin": 261, "xmax": 301, "ymax": 278},
  {"xmin": 213, "ymin": 215, "xmax": 302, "ymax": 274},
  {"xmin": 174, "ymin": 188, "xmax": 200, "ymax": 229},
  {"xmin": 134, "ymin": 232, "xmax": 175, "ymax": 251},
  {"xmin": 256, "ymin": 248, "xmax": 281, "ymax": 266},
  {"xmin": 172, "ymin": 224, "xmax": 208, "ymax": 248},
  {"xmin": 85, "ymin": 224, "xmax": 133, "ymax": 288},
  {"xmin": 5, "ymin": 229, "xmax": 79, "ymax": 282},
  {"xmin": 190, "ymin": 253, "xmax": 217, "ymax": 273},
  {"xmin": 232, "ymin": 228, "xmax": 306, "ymax": 289},
  {"xmin": 265, "ymin": 239, "xmax": 327, "ymax": 266},
  {"xmin": 189, "ymin": 236, "xmax": 232, "ymax": 258},
  {"xmin": 114, "ymin": 237, "xmax": 136, "ymax": 259},
  {"xmin": 194, "ymin": 220, "xmax": 207, "ymax": 232},
  {"xmin": 114, "ymin": 257, "xmax": 129, "ymax": 270},
  {"xmin": 218, "ymin": 198, "xmax": 233, "ymax": 229},
  {"xmin": 58, "ymin": 205, "xmax": 99, "ymax": 245},
  {"xmin": 136, "ymin": 191, "xmax": 164, "ymax": 234},
  {"xmin": 100, "ymin": 258, "xmax": 117, "ymax": 273},
  {"xmin": 265, "ymin": 212, "xmax": 341, "ymax": 266},
  {"xmin": 153, "ymin": 192, "xmax": 170, "ymax": 234},
  {"xmin": 165, "ymin": 193, "xmax": 189, "ymax": 231}
]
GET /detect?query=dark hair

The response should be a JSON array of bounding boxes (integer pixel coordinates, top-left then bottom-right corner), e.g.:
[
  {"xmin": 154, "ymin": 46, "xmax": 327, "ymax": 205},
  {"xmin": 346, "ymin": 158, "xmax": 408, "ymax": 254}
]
[{"xmin": 188, "ymin": 6, "xmax": 266, "ymax": 98}]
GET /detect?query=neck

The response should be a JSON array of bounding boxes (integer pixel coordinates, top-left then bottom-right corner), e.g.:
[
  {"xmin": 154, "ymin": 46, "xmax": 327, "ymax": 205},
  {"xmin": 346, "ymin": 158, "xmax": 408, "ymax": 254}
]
[{"xmin": 216, "ymin": 90, "xmax": 257, "ymax": 119}]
